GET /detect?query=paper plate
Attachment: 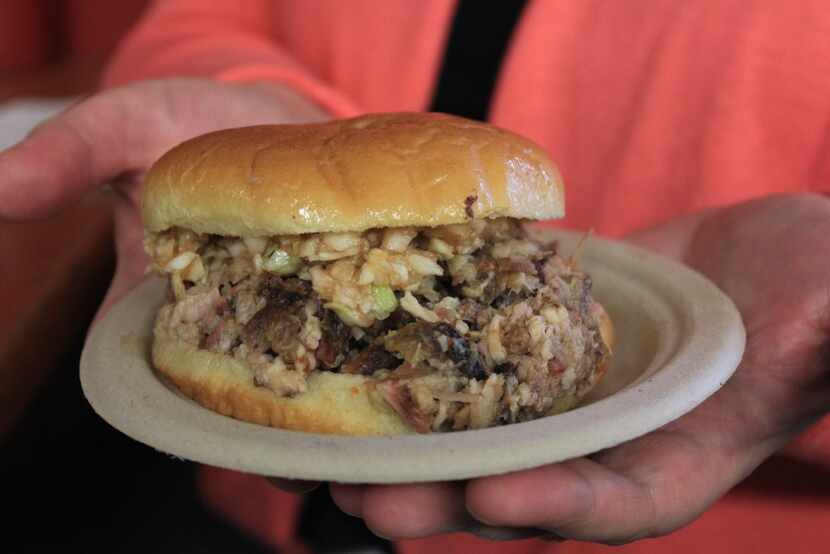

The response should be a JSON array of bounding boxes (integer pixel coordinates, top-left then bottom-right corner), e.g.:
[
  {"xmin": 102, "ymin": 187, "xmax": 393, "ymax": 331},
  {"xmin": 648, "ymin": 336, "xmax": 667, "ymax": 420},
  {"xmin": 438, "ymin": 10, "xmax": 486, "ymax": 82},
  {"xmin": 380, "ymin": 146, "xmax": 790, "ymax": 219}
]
[{"xmin": 80, "ymin": 230, "xmax": 745, "ymax": 483}]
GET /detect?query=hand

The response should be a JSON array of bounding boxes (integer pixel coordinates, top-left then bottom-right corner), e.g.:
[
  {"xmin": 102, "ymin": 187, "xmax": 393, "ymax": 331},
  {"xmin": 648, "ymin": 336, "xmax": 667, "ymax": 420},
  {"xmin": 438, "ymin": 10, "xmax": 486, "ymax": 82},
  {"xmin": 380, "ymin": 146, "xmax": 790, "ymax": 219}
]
[
  {"xmin": 0, "ymin": 77, "xmax": 327, "ymax": 324},
  {"xmin": 329, "ymin": 193, "xmax": 830, "ymax": 543}
]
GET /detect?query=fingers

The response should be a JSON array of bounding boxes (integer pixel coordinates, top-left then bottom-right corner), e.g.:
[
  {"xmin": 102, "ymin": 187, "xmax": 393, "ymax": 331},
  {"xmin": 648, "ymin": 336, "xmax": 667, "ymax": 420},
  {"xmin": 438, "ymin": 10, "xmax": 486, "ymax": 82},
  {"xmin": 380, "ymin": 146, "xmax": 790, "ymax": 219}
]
[
  {"xmin": 466, "ymin": 428, "xmax": 751, "ymax": 544},
  {"xmin": 330, "ymin": 482, "xmax": 560, "ymax": 542},
  {"xmin": 329, "ymin": 483, "xmax": 365, "ymax": 517},
  {"xmin": 361, "ymin": 482, "xmax": 467, "ymax": 538},
  {"xmin": 0, "ymin": 93, "xmax": 134, "ymax": 221},
  {"xmin": 0, "ymin": 78, "xmax": 330, "ymax": 222},
  {"xmin": 329, "ymin": 483, "xmax": 554, "ymax": 542},
  {"xmin": 328, "ymin": 436, "xmax": 703, "ymax": 544},
  {"xmin": 332, "ymin": 423, "xmax": 763, "ymax": 544},
  {"xmin": 466, "ymin": 458, "xmax": 651, "ymax": 544},
  {"xmin": 337, "ymin": 482, "xmax": 469, "ymax": 539}
]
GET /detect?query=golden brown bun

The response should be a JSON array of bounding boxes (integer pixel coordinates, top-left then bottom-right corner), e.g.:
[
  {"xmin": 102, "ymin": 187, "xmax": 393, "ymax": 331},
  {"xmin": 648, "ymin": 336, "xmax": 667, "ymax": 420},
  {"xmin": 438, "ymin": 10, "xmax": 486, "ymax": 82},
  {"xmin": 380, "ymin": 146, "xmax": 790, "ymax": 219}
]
[
  {"xmin": 152, "ymin": 333, "xmax": 413, "ymax": 436},
  {"xmin": 142, "ymin": 113, "xmax": 564, "ymax": 236},
  {"xmin": 151, "ymin": 303, "xmax": 613, "ymax": 436}
]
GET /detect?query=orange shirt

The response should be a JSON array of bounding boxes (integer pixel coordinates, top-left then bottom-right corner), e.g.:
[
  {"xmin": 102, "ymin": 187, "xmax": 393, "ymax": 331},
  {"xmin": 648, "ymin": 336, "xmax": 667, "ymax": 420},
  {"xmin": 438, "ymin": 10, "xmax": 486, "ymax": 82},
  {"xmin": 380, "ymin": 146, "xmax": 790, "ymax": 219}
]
[{"xmin": 104, "ymin": 1, "xmax": 830, "ymax": 552}]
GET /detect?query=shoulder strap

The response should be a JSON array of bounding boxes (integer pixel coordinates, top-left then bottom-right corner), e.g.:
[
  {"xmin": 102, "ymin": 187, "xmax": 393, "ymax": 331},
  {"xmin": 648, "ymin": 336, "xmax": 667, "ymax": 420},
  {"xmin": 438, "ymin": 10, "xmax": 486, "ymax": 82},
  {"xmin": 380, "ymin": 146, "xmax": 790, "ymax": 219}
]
[{"xmin": 430, "ymin": 0, "xmax": 529, "ymax": 121}]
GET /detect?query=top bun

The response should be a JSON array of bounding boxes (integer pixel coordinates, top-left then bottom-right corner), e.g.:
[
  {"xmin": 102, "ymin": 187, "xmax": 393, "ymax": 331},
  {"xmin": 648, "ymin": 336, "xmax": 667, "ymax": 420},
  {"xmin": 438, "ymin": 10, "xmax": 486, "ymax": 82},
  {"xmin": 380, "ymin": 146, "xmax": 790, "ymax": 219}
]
[{"xmin": 142, "ymin": 113, "xmax": 564, "ymax": 236}]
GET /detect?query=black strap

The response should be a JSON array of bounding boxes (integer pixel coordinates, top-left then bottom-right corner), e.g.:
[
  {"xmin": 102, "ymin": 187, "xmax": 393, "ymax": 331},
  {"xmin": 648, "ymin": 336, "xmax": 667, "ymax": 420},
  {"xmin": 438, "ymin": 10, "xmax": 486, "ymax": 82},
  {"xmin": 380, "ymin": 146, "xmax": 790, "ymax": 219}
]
[{"xmin": 430, "ymin": 0, "xmax": 530, "ymax": 121}]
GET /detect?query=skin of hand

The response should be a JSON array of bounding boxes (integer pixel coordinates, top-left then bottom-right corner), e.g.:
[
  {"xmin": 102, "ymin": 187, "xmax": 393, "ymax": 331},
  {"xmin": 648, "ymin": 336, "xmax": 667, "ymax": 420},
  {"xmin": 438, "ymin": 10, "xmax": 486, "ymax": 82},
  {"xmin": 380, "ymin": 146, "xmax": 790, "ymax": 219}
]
[
  {"xmin": 0, "ymin": 77, "xmax": 327, "ymax": 325},
  {"xmin": 328, "ymin": 193, "xmax": 830, "ymax": 544}
]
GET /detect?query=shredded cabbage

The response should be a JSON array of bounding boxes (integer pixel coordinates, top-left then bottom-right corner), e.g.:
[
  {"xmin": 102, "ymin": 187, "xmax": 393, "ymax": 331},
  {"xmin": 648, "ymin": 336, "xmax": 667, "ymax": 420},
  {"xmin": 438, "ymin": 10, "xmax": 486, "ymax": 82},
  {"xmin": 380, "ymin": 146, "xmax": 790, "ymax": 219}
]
[
  {"xmin": 262, "ymin": 248, "xmax": 301, "ymax": 275},
  {"xmin": 372, "ymin": 285, "xmax": 398, "ymax": 318}
]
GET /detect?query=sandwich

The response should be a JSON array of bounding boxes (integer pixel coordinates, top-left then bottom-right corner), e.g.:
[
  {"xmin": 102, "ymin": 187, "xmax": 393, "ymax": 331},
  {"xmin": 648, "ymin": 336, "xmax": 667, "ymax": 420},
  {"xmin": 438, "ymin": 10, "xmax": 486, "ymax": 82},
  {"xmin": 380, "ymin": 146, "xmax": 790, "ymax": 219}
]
[{"xmin": 142, "ymin": 113, "xmax": 612, "ymax": 435}]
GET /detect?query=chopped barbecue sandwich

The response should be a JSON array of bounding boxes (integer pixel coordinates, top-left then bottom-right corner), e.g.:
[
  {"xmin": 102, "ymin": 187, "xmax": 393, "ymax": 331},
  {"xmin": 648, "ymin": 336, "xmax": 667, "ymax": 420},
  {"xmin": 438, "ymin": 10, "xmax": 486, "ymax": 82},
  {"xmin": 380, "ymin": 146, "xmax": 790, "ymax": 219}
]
[{"xmin": 142, "ymin": 113, "xmax": 613, "ymax": 435}]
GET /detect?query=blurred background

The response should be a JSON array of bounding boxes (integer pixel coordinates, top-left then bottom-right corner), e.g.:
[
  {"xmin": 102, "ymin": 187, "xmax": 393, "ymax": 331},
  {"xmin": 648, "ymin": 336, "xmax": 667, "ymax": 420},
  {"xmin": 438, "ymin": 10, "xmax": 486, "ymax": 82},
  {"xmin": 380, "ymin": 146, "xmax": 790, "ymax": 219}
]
[{"xmin": 0, "ymin": 0, "xmax": 145, "ymax": 96}]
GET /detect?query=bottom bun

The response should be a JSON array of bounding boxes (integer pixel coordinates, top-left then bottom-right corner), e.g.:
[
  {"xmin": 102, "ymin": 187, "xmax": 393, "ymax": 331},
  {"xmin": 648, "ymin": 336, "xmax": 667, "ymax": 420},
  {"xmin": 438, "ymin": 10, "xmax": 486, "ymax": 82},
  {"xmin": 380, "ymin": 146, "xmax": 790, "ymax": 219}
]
[
  {"xmin": 152, "ymin": 304, "xmax": 613, "ymax": 436},
  {"xmin": 153, "ymin": 334, "xmax": 413, "ymax": 435}
]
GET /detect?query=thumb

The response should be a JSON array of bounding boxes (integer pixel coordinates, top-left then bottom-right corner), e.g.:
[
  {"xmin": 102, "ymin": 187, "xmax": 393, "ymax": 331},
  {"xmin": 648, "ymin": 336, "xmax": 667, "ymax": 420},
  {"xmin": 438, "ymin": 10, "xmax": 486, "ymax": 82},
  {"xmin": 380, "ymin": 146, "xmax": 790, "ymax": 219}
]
[
  {"xmin": 0, "ymin": 77, "xmax": 331, "ymax": 222},
  {"xmin": 0, "ymin": 86, "xmax": 164, "ymax": 221}
]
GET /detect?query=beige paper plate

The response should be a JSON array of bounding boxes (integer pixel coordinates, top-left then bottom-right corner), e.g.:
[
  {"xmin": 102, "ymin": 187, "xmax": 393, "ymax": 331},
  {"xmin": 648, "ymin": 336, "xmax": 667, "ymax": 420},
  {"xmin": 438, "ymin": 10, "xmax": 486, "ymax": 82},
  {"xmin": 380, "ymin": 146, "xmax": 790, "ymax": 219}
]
[{"xmin": 80, "ymin": 230, "xmax": 745, "ymax": 484}]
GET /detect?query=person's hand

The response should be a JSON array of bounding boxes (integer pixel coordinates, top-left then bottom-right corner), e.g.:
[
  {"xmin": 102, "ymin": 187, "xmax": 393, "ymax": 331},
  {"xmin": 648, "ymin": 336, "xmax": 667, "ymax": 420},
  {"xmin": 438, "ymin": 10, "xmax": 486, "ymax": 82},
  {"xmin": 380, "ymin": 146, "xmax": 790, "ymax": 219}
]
[
  {"xmin": 329, "ymin": 193, "xmax": 830, "ymax": 543},
  {"xmin": 0, "ymin": 77, "xmax": 327, "ymax": 324}
]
